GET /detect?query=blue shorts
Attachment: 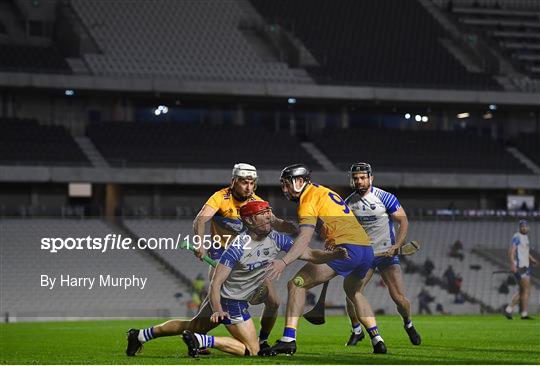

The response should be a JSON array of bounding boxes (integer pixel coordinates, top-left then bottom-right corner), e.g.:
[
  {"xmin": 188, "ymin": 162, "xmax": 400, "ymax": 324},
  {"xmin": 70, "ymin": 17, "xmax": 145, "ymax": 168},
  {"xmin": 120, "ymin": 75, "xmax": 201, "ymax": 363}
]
[
  {"xmin": 372, "ymin": 255, "xmax": 400, "ymax": 270},
  {"xmin": 220, "ymin": 298, "xmax": 251, "ymax": 325},
  {"xmin": 208, "ymin": 246, "xmax": 225, "ymax": 261},
  {"xmin": 327, "ymin": 244, "xmax": 374, "ymax": 279},
  {"xmin": 514, "ymin": 267, "xmax": 530, "ymax": 281}
]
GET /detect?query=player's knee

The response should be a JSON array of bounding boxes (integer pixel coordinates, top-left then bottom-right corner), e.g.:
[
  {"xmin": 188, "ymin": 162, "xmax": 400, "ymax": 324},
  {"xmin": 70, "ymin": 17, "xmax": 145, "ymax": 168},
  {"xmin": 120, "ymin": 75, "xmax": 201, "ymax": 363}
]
[{"xmin": 343, "ymin": 284, "xmax": 360, "ymax": 300}]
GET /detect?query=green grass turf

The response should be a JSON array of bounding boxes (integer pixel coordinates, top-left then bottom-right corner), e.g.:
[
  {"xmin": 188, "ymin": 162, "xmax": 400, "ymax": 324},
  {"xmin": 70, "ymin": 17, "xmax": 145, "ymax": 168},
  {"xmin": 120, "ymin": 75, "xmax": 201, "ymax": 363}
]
[{"xmin": 1, "ymin": 315, "xmax": 539, "ymax": 364}]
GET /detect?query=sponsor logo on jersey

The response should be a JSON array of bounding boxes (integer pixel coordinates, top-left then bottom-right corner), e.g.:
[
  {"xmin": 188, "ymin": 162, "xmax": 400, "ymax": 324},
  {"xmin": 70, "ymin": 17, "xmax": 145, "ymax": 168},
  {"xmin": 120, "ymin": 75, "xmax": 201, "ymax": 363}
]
[{"xmin": 246, "ymin": 259, "xmax": 269, "ymax": 271}]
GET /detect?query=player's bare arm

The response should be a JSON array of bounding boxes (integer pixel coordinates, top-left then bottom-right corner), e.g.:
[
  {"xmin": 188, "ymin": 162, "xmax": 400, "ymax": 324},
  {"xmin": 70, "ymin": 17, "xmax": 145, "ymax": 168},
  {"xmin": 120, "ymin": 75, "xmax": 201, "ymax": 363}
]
[
  {"xmin": 193, "ymin": 204, "xmax": 218, "ymax": 259},
  {"xmin": 209, "ymin": 263, "xmax": 232, "ymax": 323},
  {"xmin": 384, "ymin": 207, "xmax": 409, "ymax": 257},
  {"xmin": 267, "ymin": 225, "xmax": 315, "ymax": 280},
  {"xmin": 529, "ymin": 254, "xmax": 539, "ymax": 266},
  {"xmin": 508, "ymin": 245, "xmax": 517, "ymax": 273}
]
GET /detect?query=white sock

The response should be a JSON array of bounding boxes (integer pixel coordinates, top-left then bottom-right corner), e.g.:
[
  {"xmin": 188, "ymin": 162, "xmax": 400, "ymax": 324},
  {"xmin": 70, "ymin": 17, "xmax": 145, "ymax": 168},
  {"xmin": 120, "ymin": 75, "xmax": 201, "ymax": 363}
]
[
  {"xmin": 521, "ymin": 311, "xmax": 528, "ymax": 318},
  {"xmin": 137, "ymin": 327, "xmax": 155, "ymax": 344},
  {"xmin": 405, "ymin": 320, "xmax": 413, "ymax": 329},
  {"xmin": 193, "ymin": 333, "xmax": 215, "ymax": 348},
  {"xmin": 505, "ymin": 305, "xmax": 514, "ymax": 313},
  {"xmin": 352, "ymin": 323, "xmax": 363, "ymax": 334},
  {"xmin": 371, "ymin": 335, "xmax": 383, "ymax": 346},
  {"xmin": 280, "ymin": 336, "xmax": 295, "ymax": 342}
]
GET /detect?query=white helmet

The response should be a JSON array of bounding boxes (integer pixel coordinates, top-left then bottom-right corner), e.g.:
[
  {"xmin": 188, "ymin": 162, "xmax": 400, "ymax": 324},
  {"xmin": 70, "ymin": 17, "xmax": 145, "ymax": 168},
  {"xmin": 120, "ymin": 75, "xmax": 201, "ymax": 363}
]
[{"xmin": 232, "ymin": 163, "xmax": 258, "ymax": 180}]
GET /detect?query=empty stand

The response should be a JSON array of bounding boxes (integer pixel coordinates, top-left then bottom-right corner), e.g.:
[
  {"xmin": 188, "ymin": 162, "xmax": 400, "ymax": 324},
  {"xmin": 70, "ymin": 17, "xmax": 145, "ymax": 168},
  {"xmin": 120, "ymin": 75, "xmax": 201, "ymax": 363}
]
[
  {"xmin": 448, "ymin": 2, "xmax": 540, "ymax": 79},
  {"xmin": 250, "ymin": 0, "xmax": 501, "ymax": 90},
  {"xmin": 512, "ymin": 133, "xmax": 540, "ymax": 166},
  {"xmin": 0, "ymin": 119, "xmax": 90, "ymax": 166},
  {"xmin": 310, "ymin": 128, "xmax": 531, "ymax": 174},
  {"xmin": 70, "ymin": 0, "xmax": 312, "ymax": 83},
  {"xmin": 0, "ymin": 44, "xmax": 71, "ymax": 74},
  {"xmin": 0, "ymin": 219, "xmax": 188, "ymax": 318},
  {"xmin": 86, "ymin": 122, "xmax": 321, "ymax": 169}
]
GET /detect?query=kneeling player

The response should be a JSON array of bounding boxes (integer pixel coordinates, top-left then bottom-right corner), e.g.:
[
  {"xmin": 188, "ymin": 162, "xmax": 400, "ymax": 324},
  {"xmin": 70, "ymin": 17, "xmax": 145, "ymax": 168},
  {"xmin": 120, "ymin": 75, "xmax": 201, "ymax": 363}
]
[{"xmin": 181, "ymin": 200, "xmax": 348, "ymax": 357}]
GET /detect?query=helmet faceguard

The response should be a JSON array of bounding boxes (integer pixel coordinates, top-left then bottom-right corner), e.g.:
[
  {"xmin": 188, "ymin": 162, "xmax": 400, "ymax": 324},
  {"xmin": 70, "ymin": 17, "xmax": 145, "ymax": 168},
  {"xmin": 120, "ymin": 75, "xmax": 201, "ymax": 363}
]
[{"xmin": 280, "ymin": 164, "xmax": 311, "ymax": 201}]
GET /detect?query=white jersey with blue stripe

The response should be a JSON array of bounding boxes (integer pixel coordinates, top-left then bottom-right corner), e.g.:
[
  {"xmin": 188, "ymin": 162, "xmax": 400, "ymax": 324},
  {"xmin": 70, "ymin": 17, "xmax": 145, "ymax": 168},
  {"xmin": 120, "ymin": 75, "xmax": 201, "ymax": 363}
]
[
  {"xmin": 345, "ymin": 186, "xmax": 401, "ymax": 255},
  {"xmin": 512, "ymin": 232, "xmax": 530, "ymax": 268},
  {"xmin": 219, "ymin": 230, "xmax": 292, "ymax": 301}
]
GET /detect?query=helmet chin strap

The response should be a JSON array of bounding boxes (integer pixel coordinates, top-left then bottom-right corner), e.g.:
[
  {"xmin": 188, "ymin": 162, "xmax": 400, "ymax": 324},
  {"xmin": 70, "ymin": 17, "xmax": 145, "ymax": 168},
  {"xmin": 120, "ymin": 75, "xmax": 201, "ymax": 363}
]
[
  {"xmin": 283, "ymin": 178, "xmax": 307, "ymax": 202},
  {"xmin": 292, "ymin": 178, "xmax": 307, "ymax": 193}
]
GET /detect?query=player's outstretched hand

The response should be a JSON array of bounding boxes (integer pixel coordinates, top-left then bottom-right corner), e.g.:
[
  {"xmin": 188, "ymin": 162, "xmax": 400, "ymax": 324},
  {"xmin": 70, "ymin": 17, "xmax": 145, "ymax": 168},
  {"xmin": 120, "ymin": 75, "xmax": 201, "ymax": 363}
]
[
  {"xmin": 210, "ymin": 310, "xmax": 230, "ymax": 323},
  {"xmin": 266, "ymin": 259, "xmax": 286, "ymax": 281},
  {"xmin": 333, "ymin": 246, "xmax": 350, "ymax": 260}
]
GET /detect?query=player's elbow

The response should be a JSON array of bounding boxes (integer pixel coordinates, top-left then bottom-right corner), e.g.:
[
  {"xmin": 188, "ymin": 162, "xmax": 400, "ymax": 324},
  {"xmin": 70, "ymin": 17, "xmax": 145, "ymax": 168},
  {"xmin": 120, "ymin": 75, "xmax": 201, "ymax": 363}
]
[
  {"xmin": 299, "ymin": 249, "xmax": 316, "ymax": 263},
  {"xmin": 310, "ymin": 255, "xmax": 326, "ymax": 264}
]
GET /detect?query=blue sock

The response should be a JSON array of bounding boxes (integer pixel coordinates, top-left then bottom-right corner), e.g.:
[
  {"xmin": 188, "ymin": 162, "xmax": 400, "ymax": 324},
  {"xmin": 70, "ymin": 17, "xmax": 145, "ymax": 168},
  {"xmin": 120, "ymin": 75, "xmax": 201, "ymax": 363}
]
[
  {"xmin": 367, "ymin": 326, "xmax": 380, "ymax": 339},
  {"xmin": 367, "ymin": 326, "xmax": 383, "ymax": 345},
  {"xmin": 280, "ymin": 326, "xmax": 296, "ymax": 342},
  {"xmin": 404, "ymin": 319, "xmax": 413, "ymax": 329},
  {"xmin": 194, "ymin": 333, "xmax": 215, "ymax": 348},
  {"xmin": 138, "ymin": 327, "xmax": 155, "ymax": 343},
  {"xmin": 351, "ymin": 322, "xmax": 362, "ymax": 334},
  {"xmin": 259, "ymin": 330, "xmax": 270, "ymax": 343}
]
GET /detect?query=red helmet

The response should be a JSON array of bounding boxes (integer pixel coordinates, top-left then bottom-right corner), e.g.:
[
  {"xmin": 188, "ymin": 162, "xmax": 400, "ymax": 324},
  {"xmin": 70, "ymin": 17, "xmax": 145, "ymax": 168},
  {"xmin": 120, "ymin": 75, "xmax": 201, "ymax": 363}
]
[{"xmin": 240, "ymin": 200, "xmax": 270, "ymax": 219}]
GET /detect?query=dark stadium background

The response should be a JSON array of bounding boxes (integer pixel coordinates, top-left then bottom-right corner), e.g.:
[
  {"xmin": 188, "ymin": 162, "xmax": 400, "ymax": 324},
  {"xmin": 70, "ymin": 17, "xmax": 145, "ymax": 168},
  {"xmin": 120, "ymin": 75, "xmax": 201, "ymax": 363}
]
[{"xmin": 0, "ymin": 0, "xmax": 539, "ymax": 353}]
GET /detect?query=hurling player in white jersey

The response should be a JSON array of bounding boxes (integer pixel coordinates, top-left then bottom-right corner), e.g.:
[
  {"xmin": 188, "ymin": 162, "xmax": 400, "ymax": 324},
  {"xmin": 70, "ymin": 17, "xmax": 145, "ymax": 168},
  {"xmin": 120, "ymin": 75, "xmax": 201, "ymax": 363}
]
[
  {"xmin": 344, "ymin": 163, "xmax": 421, "ymax": 346},
  {"xmin": 181, "ymin": 200, "xmax": 348, "ymax": 357},
  {"xmin": 504, "ymin": 219, "xmax": 538, "ymax": 320}
]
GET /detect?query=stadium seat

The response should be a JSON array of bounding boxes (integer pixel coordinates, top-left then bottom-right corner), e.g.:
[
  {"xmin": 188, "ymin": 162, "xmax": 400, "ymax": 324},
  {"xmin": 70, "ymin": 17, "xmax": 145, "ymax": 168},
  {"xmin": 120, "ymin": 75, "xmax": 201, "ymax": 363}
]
[
  {"xmin": 0, "ymin": 219, "xmax": 189, "ymax": 318},
  {"xmin": 310, "ymin": 128, "xmax": 531, "ymax": 174},
  {"xmin": 70, "ymin": 0, "xmax": 313, "ymax": 84},
  {"xmin": 0, "ymin": 44, "xmax": 71, "ymax": 74},
  {"xmin": 0, "ymin": 119, "xmax": 91, "ymax": 166},
  {"xmin": 86, "ymin": 122, "xmax": 322, "ymax": 169},
  {"xmin": 250, "ymin": 0, "xmax": 501, "ymax": 90}
]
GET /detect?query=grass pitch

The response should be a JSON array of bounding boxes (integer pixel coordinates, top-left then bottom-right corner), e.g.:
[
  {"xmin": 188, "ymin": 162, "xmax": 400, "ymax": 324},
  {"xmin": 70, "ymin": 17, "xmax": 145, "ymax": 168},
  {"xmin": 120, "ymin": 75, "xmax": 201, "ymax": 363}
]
[{"xmin": 1, "ymin": 315, "xmax": 539, "ymax": 364}]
